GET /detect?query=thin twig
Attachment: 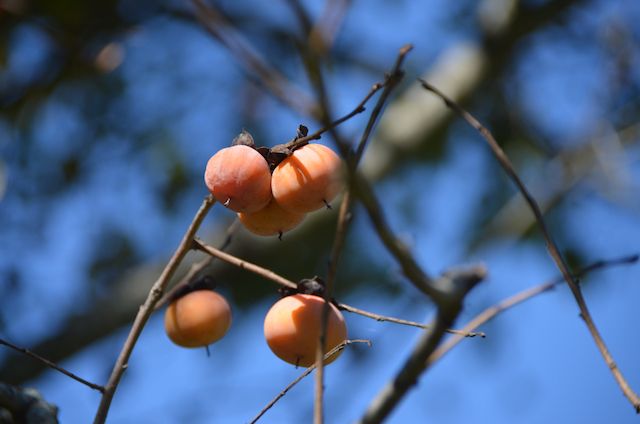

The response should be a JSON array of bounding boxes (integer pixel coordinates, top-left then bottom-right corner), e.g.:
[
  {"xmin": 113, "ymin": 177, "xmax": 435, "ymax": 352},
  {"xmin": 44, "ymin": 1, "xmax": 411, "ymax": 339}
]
[
  {"xmin": 193, "ymin": 239, "xmax": 473, "ymax": 336},
  {"xmin": 337, "ymin": 303, "xmax": 484, "ymax": 338},
  {"xmin": 154, "ymin": 219, "xmax": 240, "ymax": 311},
  {"xmin": 315, "ymin": 43, "xmax": 412, "ymax": 424},
  {"xmin": 359, "ymin": 266, "xmax": 486, "ymax": 424},
  {"xmin": 325, "ymin": 43, "xmax": 413, "ymax": 295},
  {"xmin": 191, "ymin": 0, "xmax": 317, "ymax": 117},
  {"xmin": 193, "ymin": 238, "xmax": 297, "ymax": 290},
  {"xmin": 420, "ymin": 79, "xmax": 640, "ymax": 413},
  {"xmin": 353, "ymin": 44, "xmax": 412, "ymax": 163},
  {"xmin": 0, "ymin": 338, "xmax": 104, "ymax": 393},
  {"xmin": 427, "ymin": 254, "xmax": 640, "ymax": 367},
  {"xmin": 282, "ymin": 80, "xmax": 386, "ymax": 152},
  {"xmin": 93, "ymin": 195, "xmax": 216, "ymax": 424},
  {"xmin": 249, "ymin": 339, "xmax": 371, "ymax": 424}
]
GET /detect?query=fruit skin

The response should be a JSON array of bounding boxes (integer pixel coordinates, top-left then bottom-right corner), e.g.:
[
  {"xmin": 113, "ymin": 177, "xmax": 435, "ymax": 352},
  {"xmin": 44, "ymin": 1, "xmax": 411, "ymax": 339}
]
[
  {"xmin": 271, "ymin": 144, "xmax": 344, "ymax": 214},
  {"xmin": 238, "ymin": 198, "xmax": 305, "ymax": 237},
  {"xmin": 165, "ymin": 290, "xmax": 232, "ymax": 348},
  {"xmin": 204, "ymin": 145, "xmax": 272, "ymax": 213},
  {"xmin": 263, "ymin": 294, "xmax": 347, "ymax": 367}
]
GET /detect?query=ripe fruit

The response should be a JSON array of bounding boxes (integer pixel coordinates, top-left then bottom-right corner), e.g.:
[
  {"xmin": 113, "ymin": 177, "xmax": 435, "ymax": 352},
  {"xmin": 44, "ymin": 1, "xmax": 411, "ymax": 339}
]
[
  {"xmin": 165, "ymin": 290, "xmax": 232, "ymax": 348},
  {"xmin": 204, "ymin": 145, "xmax": 272, "ymax": 213},
  {"xmin": 238, "ymin": 198, "xmax": 305, "ymax": 237},
  {"xmin": 271, "ymin": 144, "xmax": 344, "ymax": 214},
  {"xmin": 263, "ymin": 294, "xmax": 347, "ymax": 367}
]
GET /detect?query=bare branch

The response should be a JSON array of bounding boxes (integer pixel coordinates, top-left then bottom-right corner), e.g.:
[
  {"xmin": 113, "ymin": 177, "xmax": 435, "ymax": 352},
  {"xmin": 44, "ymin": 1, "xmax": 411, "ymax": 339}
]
[
  {"xmin": 154, "ymin": 219, "xmax": 240, "ymax": 311},
  {"xmin": 353, "ymin": 44, "xmax": 412, "ymax": 163},
  {"xmin": 337, "ymin": 303, "xmax": 484, "ymax": 338},
  {"xmin": 0, "ymin": 338, "xmax": 104, "ymax": 393},
  {"xmin": 249, "ymin": 339, "xmax": 371, "ymax": 424},
  {"xmin": 359, "ymin": 266, "xmax": 486, "ymax": 424},
  {"xmin": 427, "ymin": 254, "xmax": 640, "ymax": 367},
  {"xmin": 420, "ymin": 79, "xmax": 640, "ymax": 413},
  {"xmin": 193, "ymin": 238, "xmax": 297, "ymax": 290},
  {"xmin": 193, "ymin": 240, "xmax": 474, "ymax": 337},
  {"xmin": 316, "ymin": 43, "xmax": 412, "ymax": 424},
  {"xmin": 283, "ymin": 81, "xmax": 385, "ymax": 151},
  {"xmin": 93, "ymin": 195, "xmax": 216, "ymax": 424}
]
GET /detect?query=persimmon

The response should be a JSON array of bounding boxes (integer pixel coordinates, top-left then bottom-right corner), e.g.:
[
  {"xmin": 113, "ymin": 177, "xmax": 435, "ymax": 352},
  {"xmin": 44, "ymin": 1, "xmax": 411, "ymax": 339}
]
[
  {"xmin": 204, "ymin": 144, "xmax": 272, "ymax": 213},
  {"xmin": 164, "ymin": 289, "xmax": 232, "ymax": 348},
  {"xmin": 271, "ymin": 144, "xmax": 344, "ymax": 214},
  {"xmin": 263, "ymin": 294, "xmax": 347, "ymax": 367},
  {"xmin": 238, "ymin": 198, "xmax": 305, "ymax": 237}
]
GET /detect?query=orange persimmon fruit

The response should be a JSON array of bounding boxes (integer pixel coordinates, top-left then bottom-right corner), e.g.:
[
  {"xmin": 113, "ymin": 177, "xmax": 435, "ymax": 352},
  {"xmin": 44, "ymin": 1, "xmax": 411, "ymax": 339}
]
[
  {"xmin": 271, "ymin": 144, "xmax": 344, "ymax": 214},
  {"xmin": 238, "ymin": 198, "xmax": 305, "ymax": 237},
  {"xmin": 263, "ymin": 294, "xmax": 347, "ymax": 367},
  {"xmin": 204, "ymin": 145, "xmax": 272, "ymax": 213},
  {"xmin": 165, "ymin": 289, "xmax": 232, "ymax": 348}
]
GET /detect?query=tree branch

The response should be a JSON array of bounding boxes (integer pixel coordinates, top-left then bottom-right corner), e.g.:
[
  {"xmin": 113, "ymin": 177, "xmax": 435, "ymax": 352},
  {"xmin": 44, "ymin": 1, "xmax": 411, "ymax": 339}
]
[
  {"xmin": 93, "ymin": 195, "xmax": 216, "ymax": 424},
  {"xmin": 427, "ymin": 254, "xmax": 640, "ymax": 367},
  {"xmin": 337, "ymin": 303, "xmax": 484, "ymax": 338},
  {"xmin": 154, "ymin": 218, "xmax": 240, "ymax": 311},
  {"xmin": 359, "ymin": 265, "xmax": 486, "ymax": 423},
  {"xmin": 420, "ymin": 79, "xmax": 640, "ymax": 413},
  {"xmin": 316, "ymin": 42, "xmax": 412, "ymax": 424},
  {"xmin": 249, "ymin": 339, "xmax": 371, "ymax": 424},
  {"xmin": 193, "ymin": 239, "xmax": 475, "ymax": 336},
  {"xmin": 0, "ymin": 338, "xmax": 104, "ymax": 393}
]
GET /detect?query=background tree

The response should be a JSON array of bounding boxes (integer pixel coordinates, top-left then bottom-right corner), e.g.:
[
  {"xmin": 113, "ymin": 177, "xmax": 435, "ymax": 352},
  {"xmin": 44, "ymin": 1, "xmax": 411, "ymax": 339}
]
[{"xmin": 1, "ymin": 0, "xmax": 639, "ymax": 422}]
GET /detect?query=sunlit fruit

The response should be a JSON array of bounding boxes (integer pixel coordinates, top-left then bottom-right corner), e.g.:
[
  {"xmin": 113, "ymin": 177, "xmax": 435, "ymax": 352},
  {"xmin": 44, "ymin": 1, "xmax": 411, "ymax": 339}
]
[
  {"xmin": 165, "ymin": 289, "xmax": 232, "ymax": 348},
  {"xmin": 271, "ymin": 144, "xmax": 344, "ymax": 214},
  {"xmin": 263, "ymin": 294, "xmax": 347, "ymax": 367},
  {"xmin": 238, "ymin": 198, "xmax": 305, "ymax": 237},
  {"xmin": 204, "ymin": 145, "xmax": 272, "ymax": 213}
]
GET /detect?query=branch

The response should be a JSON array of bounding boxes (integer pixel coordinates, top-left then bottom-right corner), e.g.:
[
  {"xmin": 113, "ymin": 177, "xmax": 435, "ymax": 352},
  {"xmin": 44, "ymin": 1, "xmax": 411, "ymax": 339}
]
[
  {"xmin": 193, "ymin": 240, "xmax": 475, "ymax": 337},
  {"xmin": 419, "ymin": 79, "xmax": 640, "ymax": 413},
  {"xmin": 359, "ymin": 265, "xmax": 486, "ymax": 423},
  {"xmin": 363, "ymin": 0, "xmax": 587, "ymax": 181},
  {"xmin": 249, "ymin": 339, "xmax": 371, "ymax": 424},
  {"xmin": 427, "ymin": 254, "xmax": 640, "ymax": 367},
  {"xmin": 193, "ymin": 238, "xmax": 297, "ymax": 290},
  {"xmin": 353, "ymin": 44, "xmax": 412, "ymax": 163},
  {"xmin": 316, "ymin": 42, "xmax": 412, "ymax": 424},
  {"xmin": 0, "ymin": 338, "xmax": 104, "ymax": 393},
  {"xmin": 325, "ymin": 44, "xmax": 414, "ymax": 291},
  {"xmin": 93, "ymin": 195, "xmax": 216, "ymax": 424},
  {"xmin": 337, "ymin": 303, "xmax": 484, "ymax": 338},
  {"xmin": 154, "ymin": 218, "xmax": 240, "ymax": 311},
  {"xmin": 281, "ymin": 80, "xmax": 386, "ymax": 152}
]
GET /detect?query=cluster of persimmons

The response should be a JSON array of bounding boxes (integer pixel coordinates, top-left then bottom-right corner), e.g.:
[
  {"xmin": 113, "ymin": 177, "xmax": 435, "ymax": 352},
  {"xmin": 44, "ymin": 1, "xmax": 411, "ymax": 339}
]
[{"xmin": 164, "ymin": 131, "xmax": 348, "ymax": 367}]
